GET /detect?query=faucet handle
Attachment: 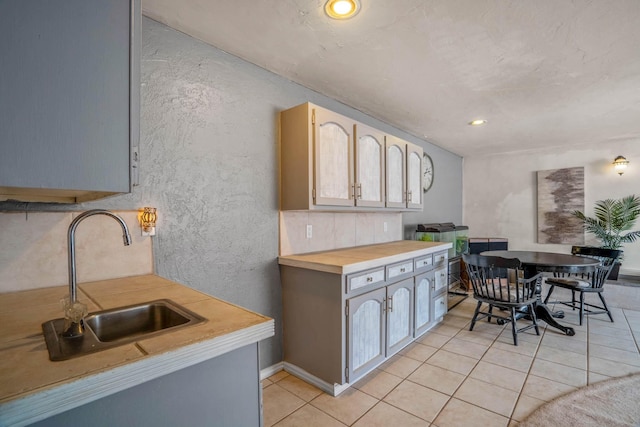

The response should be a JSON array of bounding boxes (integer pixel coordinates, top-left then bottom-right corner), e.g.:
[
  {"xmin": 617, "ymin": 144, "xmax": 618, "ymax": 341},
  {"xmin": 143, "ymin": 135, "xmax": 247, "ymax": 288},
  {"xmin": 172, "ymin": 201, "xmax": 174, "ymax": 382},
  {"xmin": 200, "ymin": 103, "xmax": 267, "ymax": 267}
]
[{"xmin": 61, "ymin": 297, "xmax": 87, "ymax": 323}]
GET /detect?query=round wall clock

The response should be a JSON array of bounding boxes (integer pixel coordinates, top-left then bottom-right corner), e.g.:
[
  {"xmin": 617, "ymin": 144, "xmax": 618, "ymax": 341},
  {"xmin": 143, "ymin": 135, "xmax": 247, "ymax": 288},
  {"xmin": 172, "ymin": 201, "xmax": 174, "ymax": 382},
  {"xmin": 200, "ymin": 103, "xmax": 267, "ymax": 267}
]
[{"xmin": 423, "ymin": 153, "xmax": 434, "ymax": 192}]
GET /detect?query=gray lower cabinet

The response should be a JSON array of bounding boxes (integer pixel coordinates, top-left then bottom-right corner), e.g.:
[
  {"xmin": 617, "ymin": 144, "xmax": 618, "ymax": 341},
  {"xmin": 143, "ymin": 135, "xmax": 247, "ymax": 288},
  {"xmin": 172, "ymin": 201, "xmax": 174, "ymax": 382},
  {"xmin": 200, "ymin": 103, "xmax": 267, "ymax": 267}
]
[
  {"xmin": 0, "ymin": 0, "xmax": 140, "ymax": 203},
  {"xmin": 281, "ymin": 249, "xmax": 448, "ymax": 395}
]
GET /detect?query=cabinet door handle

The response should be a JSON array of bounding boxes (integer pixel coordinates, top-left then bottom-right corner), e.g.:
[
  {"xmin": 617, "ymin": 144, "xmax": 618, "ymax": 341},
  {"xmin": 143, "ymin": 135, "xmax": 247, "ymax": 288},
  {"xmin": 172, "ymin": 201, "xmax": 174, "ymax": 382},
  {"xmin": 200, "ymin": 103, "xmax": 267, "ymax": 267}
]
[
  {"xmin": 407, "ymin": 190, "xmax": 412, "ymax": 202},
  {"xmin": 357, "ymin": 183, "xmax": 362, "ymax": 199},
  {"xmin": 351, "ymin": 184, "xmax": 355, "ymax": 200},
  {"xmin": 388, "ymin": 296, "xmax": 393, "ymax": 312}
]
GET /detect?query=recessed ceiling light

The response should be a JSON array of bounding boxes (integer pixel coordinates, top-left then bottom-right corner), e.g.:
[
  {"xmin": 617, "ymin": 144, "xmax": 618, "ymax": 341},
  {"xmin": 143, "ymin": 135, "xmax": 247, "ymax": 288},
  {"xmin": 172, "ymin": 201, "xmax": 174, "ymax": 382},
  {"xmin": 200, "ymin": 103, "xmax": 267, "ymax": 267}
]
[
  {"xmin": 469, "ymin": 119, "xmax": 487, "ymax": 126},
  {"xmin": 325, "ymin": 0, "xmax": 361, "ymax": 19}
]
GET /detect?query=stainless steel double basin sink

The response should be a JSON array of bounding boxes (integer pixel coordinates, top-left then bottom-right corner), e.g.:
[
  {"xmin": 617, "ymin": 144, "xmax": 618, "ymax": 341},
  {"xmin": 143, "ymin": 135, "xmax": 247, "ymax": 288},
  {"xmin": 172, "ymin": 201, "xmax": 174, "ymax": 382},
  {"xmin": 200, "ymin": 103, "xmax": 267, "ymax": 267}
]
[{"xmin": 42, "ymin": 299, "xmax": 205, "ymax": 361}]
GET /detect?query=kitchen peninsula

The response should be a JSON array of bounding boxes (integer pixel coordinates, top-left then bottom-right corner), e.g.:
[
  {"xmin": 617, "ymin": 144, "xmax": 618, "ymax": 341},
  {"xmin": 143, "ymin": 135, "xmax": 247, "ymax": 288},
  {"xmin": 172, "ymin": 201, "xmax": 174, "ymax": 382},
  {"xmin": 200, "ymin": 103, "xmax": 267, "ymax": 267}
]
[
  {"xmin": 279, "ymin": 240, "xmax": 450, "ymax": 396},
  {"xmin": 0, "ymin": 275, "xmax": 274, "ymax": 427}
]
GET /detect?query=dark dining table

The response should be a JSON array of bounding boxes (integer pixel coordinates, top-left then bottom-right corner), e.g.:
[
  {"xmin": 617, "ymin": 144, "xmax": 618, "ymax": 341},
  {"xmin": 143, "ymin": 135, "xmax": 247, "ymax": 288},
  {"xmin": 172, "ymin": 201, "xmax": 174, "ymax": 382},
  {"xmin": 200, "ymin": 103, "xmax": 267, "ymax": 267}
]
[{"xmin": 480, "ymin": 250, "xmax": 601, "ymax": 336}]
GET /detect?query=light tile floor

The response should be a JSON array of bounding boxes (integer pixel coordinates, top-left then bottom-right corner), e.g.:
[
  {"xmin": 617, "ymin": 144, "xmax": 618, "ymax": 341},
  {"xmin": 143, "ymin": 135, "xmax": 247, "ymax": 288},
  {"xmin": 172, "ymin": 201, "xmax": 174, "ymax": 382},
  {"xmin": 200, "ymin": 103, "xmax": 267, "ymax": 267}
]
[{"xmin": 263, "ymin": 285, "xmax": 640, "ymax": 426}]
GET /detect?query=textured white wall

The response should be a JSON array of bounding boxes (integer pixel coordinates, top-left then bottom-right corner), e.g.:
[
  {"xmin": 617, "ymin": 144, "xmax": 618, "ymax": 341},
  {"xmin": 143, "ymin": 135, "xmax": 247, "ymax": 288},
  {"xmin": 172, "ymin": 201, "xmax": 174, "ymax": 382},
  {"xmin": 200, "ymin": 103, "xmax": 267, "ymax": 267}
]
[{"xmin": 463, "ymin": 139, "xmax": 640, "ymax": 276}]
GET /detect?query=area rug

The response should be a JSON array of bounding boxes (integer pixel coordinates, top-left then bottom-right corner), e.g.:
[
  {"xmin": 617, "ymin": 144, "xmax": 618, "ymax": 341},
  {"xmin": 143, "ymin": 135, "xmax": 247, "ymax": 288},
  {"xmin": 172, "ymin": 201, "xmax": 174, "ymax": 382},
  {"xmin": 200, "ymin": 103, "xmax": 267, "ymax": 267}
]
[{"xmin": 520, "ymin": 373, "xmax": 640, "ymax": 427}]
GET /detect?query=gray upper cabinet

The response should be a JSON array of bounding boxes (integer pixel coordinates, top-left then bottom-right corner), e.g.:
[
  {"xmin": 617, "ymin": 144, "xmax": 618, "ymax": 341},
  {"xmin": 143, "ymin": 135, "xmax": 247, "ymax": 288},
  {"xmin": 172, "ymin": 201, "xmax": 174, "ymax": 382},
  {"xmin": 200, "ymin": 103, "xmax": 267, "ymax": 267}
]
[{"xmin": 0, "ymin": 0, "xmax": 140, "ymax": 203}]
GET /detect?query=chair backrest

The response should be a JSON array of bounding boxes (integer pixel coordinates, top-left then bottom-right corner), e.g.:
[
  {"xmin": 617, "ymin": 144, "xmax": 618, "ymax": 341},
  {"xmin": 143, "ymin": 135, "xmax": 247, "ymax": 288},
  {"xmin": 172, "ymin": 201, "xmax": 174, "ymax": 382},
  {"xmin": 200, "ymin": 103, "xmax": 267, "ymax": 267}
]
[
  {"xmin": 462, "ymin": 254, "xmax": 537, "ymax": 304},
  {"xmin": 570, "ymin": 246, "xmax": 622, "ymax": 288}
]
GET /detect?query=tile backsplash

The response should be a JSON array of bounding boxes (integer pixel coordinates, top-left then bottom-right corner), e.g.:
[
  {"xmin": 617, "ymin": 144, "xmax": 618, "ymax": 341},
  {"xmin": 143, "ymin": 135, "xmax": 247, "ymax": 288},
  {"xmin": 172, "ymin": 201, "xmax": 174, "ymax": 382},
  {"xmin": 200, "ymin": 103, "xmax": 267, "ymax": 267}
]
[
  {"xmin": 0, "ymin": 211, "xmax": 153, "ymax": 293},
  {"xmin": 280, "ymin": 211, "xmax": 403, "ymax": 256}
]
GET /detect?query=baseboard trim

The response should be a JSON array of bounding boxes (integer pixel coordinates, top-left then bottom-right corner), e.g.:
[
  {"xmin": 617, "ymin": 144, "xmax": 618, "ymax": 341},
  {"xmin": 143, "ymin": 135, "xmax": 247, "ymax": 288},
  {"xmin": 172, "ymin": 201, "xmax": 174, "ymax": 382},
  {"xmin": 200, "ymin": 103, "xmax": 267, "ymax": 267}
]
[
  {"xmin": 260, "ymin": 362, "xmax": 284, "ymax": 381},
  {"xmin": 283, "ymin": 362, "xmax": 350, "ymax": 396}
]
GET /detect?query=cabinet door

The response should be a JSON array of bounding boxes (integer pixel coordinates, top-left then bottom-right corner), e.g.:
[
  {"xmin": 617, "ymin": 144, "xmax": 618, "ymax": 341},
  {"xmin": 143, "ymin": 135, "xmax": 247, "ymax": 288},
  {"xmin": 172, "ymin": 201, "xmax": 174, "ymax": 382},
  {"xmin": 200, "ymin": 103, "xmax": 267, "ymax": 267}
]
[
  {"xmin": 414, "ymin": 271, "xmax": 433, "ymax": 337},
  {"xmin": 313, "ymin": 108, "xmax": 354, "ymax": 207},
  {"xmin": 354, "ymin": 124, "xmax": 385, "ymax": 208},
  {"xmin": 347, "ymin": 288, "xmax": 386, "ymax": 382},
  {"xmin": 385, "ymin": 136, "xmax": 406, "ymax": 209},
  {"xmin": 0, "ymin": 0, "xmax": 137, "ymax": 203},
  {"xmin": 433, "ymin": 294, "xmax": 447, "ymax": 319},
  {"xmin": 386, "ymin": 279, "xmax": 414, "ymax": 356},
  {"xmin": 406, "ymin": 143, "xmax": 423, "ymax": 209},
  {"xmin": 434, "ymin": 265, "xmax": 448, "ymax": 296}
]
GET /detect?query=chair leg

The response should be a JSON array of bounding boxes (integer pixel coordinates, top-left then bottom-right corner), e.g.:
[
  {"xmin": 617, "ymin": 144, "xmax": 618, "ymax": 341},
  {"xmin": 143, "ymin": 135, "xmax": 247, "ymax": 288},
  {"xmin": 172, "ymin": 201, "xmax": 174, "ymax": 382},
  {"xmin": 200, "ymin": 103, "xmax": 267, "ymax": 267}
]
[
  {"xmin": 529, "ymin": 303, "xmax": 540, "ymax": 336},
  {"xmin": 487, "ymin": 305, "xmax": 493, "ymax": 323},
  {"xmin": 469, "ymin": 301, "xmax": 482, "ymax": 331},
  {"xmin": 579, "ymin": 292, "xmax": 585, "ymax": 325},
  {"xmin": 543, "ymin": 285, "xmax": 555, "ymax": 304},
  {"xmin": 598, "ymin": 293, "xmax": 614, "ymax": 323},
  {"xmin": 510, "ymin": 307, "xmax": 518, "ymax": 346},
  {"xmin": 572, "ymin": 290, "xmax": 576, "ymax": 311}
]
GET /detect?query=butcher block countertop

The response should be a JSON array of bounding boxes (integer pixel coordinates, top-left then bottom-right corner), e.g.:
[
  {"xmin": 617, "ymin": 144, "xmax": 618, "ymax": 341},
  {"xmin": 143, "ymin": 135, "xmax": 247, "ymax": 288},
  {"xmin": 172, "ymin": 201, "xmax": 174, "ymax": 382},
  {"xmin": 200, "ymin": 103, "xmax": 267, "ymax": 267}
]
[
  {"xmin": 0, "ymin": 274, "xmax": 274, "ymax": 426},
  {"xmin": 278, "ymin": 240, "xmax": 452, "ymax": 274}
]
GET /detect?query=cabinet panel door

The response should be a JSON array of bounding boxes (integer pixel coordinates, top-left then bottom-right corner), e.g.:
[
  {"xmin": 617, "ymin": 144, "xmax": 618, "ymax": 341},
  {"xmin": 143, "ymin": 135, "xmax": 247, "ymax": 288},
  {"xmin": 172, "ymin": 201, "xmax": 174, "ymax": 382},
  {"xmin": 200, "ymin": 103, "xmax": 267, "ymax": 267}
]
[
  {"xmin": 385, "ymin": 137, "xmax": 406, "ymax": 209},
  {"xmin": 433, "ymin": 294, "xmax": 447, "ymax": 319},
  {"xmin": 347, "ymin": 288, "xmax": 386, "ymax": 382},
  {"xmin": 434, "ymin": 265, "xmax": 448, "ymax": 295},
  {"xmin": 386, "ymin": 279, "xmax": 414, "ymax": 356},
  {"xmin": 313, "ymin": 108, "xmax": 354, "ymax": 207},
  {"xmin": 414, "ymin": 271, "xmax": 433, "ymax": 337},
  {"xmin": 354, "ymin": 124, "xmax": 385, "ymax": 208},
  {"xmin": 406, "ymin": 144, "xmax": 423, "ymax": 209}
]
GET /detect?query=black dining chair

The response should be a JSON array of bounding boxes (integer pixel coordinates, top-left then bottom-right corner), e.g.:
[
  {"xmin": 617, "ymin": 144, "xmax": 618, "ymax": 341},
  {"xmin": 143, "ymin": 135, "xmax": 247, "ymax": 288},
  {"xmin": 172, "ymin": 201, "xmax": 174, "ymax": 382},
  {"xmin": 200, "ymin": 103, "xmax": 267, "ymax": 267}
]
[
  {"xmin": 463, "ymin": 254, "xmax": 540, "ymax": 346},
  {"xmin": 543, "ymin": 246, "xmax": 622, "ymax": 325}
]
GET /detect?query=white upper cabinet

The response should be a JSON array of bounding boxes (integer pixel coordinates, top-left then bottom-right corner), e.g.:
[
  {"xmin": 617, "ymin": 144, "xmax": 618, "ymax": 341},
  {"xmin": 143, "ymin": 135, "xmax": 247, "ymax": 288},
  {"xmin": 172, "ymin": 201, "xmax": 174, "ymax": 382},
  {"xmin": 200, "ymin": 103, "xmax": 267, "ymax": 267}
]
[
  {"xmin": 0, "ymin": 0, "xmax": 140, "ymax": 203},
  {"xmin": 354, "ymin": 124, "xmax": 385, "ymax": 208},
  {"xmin": 385, "ymin": 136, "xmax": 406, "ymax": 209},
  {"xmin": 406, "ymin": 143, "xmax": 423, "ymax": 209},
  {"xmin": 280, "ymin": 102, "xmax": 423, "ymax": 211},
  {"xmin": 314, "ymin": 108, "xmax": 354, "ymax": 207}
]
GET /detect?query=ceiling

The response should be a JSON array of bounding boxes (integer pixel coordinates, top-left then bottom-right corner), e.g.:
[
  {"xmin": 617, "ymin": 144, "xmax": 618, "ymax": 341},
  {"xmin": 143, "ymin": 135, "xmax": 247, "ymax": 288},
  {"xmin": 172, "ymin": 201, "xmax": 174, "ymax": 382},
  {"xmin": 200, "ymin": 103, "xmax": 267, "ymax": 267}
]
[{"xmin": 141, "ymin": 0, "xmax": 640, "ymax": 157}]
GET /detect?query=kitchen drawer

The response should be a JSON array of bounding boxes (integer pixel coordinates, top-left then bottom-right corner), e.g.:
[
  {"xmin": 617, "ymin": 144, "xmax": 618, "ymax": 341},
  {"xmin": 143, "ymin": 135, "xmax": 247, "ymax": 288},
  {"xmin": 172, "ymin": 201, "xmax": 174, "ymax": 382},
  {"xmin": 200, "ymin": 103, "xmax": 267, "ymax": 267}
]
[
  {"xmin": 433, "ymin": 265, "xmax": 448, "ymax": 295},
  {"xmin": 386, "ymin": 260, "xmax": 414, "ymax": 281},
  {"xmin": 433, "ymin": 251, "xmax": 448, "ymax": 265},
  {"xmin": 414, "ymin": 254, "xmax": 433, "ymax": 271},
  {"xmin": 347, "ymin": 267, "xmax": 385, "ymax": 293}
]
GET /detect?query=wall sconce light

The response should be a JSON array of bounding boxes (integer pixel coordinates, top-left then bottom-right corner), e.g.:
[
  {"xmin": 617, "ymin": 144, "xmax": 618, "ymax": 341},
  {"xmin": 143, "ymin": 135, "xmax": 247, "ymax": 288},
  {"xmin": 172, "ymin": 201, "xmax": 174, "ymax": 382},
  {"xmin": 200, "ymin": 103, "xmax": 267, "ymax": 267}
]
[
  {"xmin": 139, "ymin": 207, "xmax": 157, "ymax": 236},
  {"xmin": 613, "ymin": 155, "xmax": 629, "ymax": 176}
]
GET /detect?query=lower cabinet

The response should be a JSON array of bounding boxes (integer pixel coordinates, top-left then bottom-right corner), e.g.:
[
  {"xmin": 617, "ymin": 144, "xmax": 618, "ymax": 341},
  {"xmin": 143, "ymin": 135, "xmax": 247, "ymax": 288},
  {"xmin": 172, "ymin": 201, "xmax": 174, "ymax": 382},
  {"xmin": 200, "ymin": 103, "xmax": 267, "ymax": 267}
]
[
  {"xmin": 280, "ymin": 248, "xmax": 449, "ymax": 396},
  {"xmin": 347, "ymin": 278, "xmax": 414, "ymax": 381}
]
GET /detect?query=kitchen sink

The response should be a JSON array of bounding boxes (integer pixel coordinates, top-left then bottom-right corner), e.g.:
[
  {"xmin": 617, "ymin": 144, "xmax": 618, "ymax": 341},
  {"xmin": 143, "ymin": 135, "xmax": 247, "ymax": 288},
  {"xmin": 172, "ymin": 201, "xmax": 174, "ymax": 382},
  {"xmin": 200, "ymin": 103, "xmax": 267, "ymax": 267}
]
[{"xmin": 42, "ymin": 299, "xmax": 205, "ymax": 361}]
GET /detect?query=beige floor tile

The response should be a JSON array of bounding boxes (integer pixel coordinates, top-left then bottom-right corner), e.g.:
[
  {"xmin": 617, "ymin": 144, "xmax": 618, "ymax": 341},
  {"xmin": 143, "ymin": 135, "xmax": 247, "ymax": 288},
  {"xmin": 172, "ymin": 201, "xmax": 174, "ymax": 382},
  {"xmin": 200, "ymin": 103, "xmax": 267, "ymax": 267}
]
[
  {"xmin": 587, "ymin": 371, "xmax": 612, "ymax": 385},
  {"xmin": 407, "ymin": 363, "xmax": 466, "ymax": 395},
  {"xmin": 354, "ymin": 369, "xmax": 403, "ymax": 400},
  {"xmin": 263, "ymin": 384, "xmax": 306, "ymax": 427},
  {"xmin": 509, "ymin": 420, "xmax": 520, "ymax": 427},
  {"xmin": 310, "ymin": 387, "xmax": 377, "ymax": 425},
  {"xmin": 529, "ymin": 358, "xmax": 586, "ymax": 387},
  {"xmin": 277, "ymin": 374, "xmax": 323, "ymax": 402},
  {"xmin": 588, "ymin": 356, "xmax": 640, "ymax": 377},
  {"xmin": 427, "ymin": 349, "xmax": 479, "ymax": 376},
  {"xmin": 510, "ymin": 394, "xmax": 545, "ymax": 422},
  {"xmin": 455, "ymin": 329, "xmax": 497, "ymax": 346},
  {"xmin": 400, "ymin": 342, "xmax": 438, "ymax": 362},
  {"xmin": 589, "ymin": 323, "xmax": 633, "ymax": 338},
  {"xmin": 498, "ymin": 328, "xmax": 542, "ymax": 344},
  {"xmin": 273, "ymin": 404, "xmax": 347, "ymax": 427},
  {"xmin": 520, "ymin": 374, "xmax": 577, "ymax": 402},
  {"xmin": 433, "ymin": 397, "xmax": 509, "ymax": 427},
  {"xmin": 467, "ymin": 318, "xmax": 507, "ymax": 337},
  {"xmin": 453, "ymin": 377, "xmax": 519, "ymax": 417},
  {"xmin": 469, "ymin": 361, "xmax": 527, "ymax": 392},
  {"xmin": 442, "ymin": 314, "xmax": 471, "ymax": 329},
  {"xmin": 482, "ymin": 347, "xmax": 533, "ymax": 373},
  {"xmin": 588, "ymin": 332, "xmax": 638, "ymax": 352},
  {"xmin": 430, "ymin": 323, "xmax": 464, "ymax": 337},
  {"xmin": 417, "ymin": 331, "xmax": 451, "ymax": 348},
  {"xmin": 262, "ymin": 378, "xmax": 273, "ymax": 388},
  {"xmin": 352, "ymin": 401, "xmax": 429, "ymax": 427},
  {"xmin": 534, "ymin": 345, "xmax": 586, "ymax": 370},
  {"xmin": 379, "ymin": 354, "xmax": 422, "ymax": 378},
  {"xmin": 589, "ymin": 343, "xmax": 640, "ymax": 366},
  {"xmin": 268, "ymin": 370, "xmax": 290, "ymax": 383},
  {"xmin": 441, "ymin": 337, "xmax": 490, "ymax": 359},
  {"xmin": 383, "ymin": 380, "xmax": 449, "ymax": 422},
  {"xmin": 539, "ymin": 333, "xmax": 587, "ymax": 354},
  {"xmin": 491, "ymin": 337, "xmax": 539, "ymax": 357}
]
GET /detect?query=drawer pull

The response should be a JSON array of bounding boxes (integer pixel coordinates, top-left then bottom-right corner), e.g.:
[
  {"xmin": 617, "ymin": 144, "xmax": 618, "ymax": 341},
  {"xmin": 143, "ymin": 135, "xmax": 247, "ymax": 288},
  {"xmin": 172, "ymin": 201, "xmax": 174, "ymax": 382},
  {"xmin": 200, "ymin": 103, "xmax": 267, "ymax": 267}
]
[
  {"xmin": 366, "ymin": 276, "xmax": 373, "ymax": 282},
  {"xmin": 400, "ymin": 267, "xmax": 406, "ymax": 273}
]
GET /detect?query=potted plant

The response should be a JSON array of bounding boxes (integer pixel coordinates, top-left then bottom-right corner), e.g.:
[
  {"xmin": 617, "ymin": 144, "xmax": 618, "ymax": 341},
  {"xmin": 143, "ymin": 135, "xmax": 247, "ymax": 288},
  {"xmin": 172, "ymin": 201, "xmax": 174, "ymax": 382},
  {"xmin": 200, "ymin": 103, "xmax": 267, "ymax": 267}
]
[{"xmin": 572, "ymin": 194, "xmax": 640, "ymax": 280}]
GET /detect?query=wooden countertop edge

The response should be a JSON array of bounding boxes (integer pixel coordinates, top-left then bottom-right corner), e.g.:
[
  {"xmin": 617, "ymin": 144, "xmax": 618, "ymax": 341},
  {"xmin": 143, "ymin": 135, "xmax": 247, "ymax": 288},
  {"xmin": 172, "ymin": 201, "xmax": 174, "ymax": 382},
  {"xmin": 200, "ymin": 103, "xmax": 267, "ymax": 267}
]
[
  {"xmin": 278, "ymin": 242, "xmax": 452, "ymax": 274},
  {"xmin": 0, "ymin": 319, "xmax": 274, "ymax": 427}
]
